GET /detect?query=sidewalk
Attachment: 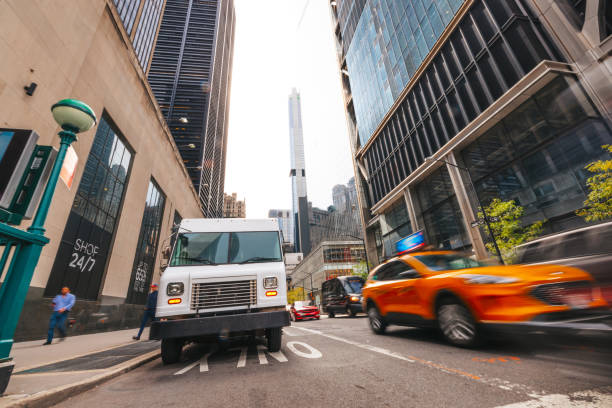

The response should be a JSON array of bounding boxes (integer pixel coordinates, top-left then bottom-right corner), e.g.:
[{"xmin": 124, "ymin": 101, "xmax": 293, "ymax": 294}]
[{"xmin": 0, "ymin": 328, "xmax": 159, "ymax": 407}]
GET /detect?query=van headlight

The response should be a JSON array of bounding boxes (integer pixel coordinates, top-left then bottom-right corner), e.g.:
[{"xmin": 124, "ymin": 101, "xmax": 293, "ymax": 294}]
[
  {"xmin": 167, "ymin": 282, "xmax": 184, "ymax": 296},
  {"xmin": 263, "ymin": 277, "xmax": 278, "ymax": 289}
]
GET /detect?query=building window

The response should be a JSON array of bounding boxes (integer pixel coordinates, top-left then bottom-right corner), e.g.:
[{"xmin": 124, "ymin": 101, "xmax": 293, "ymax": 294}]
[
  {"xmin": 358, "ymin": 0, "xmax": 562, "ymax": 206},
  {"xmin": 132, "ymin": 0, "xmax": 164, "ymax": 70},
  {"xmin": 113, "ymin": 0, "xmax": 142, "ymax": 35},
  {"xmin": 416, "ymin": 166, "xmax": 470, "ymax": 251},
  {"xmin": 461, "ymin": 75, "xmax": 612, "ymax": 234},
  {"xmin": 382, "ymin": 199, "xmax": 412, "ymax": 257},
  {"xmin": 126, "ymin": 179, "xmax": 166, "ymax": 304},
  {"xmin": 45, "ymin": 114, "xmax": 133, "ymax": 300}
]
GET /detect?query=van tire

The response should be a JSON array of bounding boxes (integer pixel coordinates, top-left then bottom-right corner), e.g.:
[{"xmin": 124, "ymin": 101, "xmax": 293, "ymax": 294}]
[
  {"xmin": 328, "ymin": 311, "xmax": 335, "ymax": 318},
  {"xmin": 161, "ymin": 338, "xmax": 182, "ymax": 364},
  {"xmin": 347, "ymin": 307, "xmax": 357, "ymax": 317},
  {"xmin": 266, "ymin": 327, "xmax": 282, "ymax": 352}
]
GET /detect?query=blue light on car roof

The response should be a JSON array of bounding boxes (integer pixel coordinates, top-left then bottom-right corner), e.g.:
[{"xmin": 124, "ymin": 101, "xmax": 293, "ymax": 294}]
[{"xmin": 396, "ymin": 230, "xmax": 425, "ymax": 255}]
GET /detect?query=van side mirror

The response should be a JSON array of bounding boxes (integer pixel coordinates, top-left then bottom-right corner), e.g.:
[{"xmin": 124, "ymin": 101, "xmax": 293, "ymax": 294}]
[{"xmin": 162, "ymin": 246, "xmax": 171, "ymax": 260}]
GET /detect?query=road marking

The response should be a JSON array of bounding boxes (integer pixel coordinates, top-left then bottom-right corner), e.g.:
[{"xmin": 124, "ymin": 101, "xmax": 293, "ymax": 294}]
[
  {"xmin": 472, "ymin": 356, "xmax": 521, "ymax": 364},
  {"xmin": 283, "ymin": 328, "xmax": 300, "ymax": 336},
  {"xmin": 174, "ymin": 347, "xmax": 217, "ymax": 375},
  {"xmin": 292, "ymin": 326, "xmax": 414, "ymax": 362},
  {"xmin": 291, "ymin": 326, "xmax": 545, "ymax": 397},
  {"xmin": 495, "ymin": 387, "xmax": 612, "ymax": 407},
  {"xmin": 256, "ymin": 345, "xmax": 288, "ymax": 364},
  {"xmin": 237, "ymin": 347, "xmax": 247, "ymax": 368},
  {"xmin": 174, "ymin": 362, "xmax": 198, "ymax": 376},
  {"xmin": 286, "ymin": 341, "xmax": 322, "ymax": 359}
]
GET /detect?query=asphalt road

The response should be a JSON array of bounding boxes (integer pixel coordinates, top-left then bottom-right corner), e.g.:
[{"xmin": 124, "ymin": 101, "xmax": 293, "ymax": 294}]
[{"xmin": 57, "ymin": 315, "xmax": 612, "ymax": 408}]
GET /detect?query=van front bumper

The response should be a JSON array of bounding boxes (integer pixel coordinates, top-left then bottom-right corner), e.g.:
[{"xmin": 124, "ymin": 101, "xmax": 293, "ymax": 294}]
[{"xmin": 149, "ymin": 310, "xmax": 290, "ymax": 340}]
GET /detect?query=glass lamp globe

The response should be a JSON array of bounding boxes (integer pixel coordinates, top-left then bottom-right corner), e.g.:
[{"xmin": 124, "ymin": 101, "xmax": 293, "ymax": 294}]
[{"xmin": 51, "ymin": 99, "xmax": 97, "ymax": 133}]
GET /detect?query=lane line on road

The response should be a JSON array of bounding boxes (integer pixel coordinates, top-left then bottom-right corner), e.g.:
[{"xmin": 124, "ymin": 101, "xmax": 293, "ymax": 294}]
[
  {"xmin": 291, "ymin": 326, "xmax": 545, "ymax": 398},
  {"xmin": 237, "ymin": 347, "xmax": 247, "ymax": 368},
  {"xmin": 286, "ymin": 341, "xmax": 322, "ymax": 359},
  {"xmin": 494, "ymin": 386, "xmax": 612, "ymax": 407}
]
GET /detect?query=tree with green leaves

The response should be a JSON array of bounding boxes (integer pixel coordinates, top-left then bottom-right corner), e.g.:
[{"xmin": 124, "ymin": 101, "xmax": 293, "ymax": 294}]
[
  {"xmin": 576, "ymin": 145, "xmax": 612, "ymax": 222},
  {"xmin": 478, "ymin": 198, "xmax": 543, "ymax": 263},
  {"xmin": 352, "ymin": 259, "xmax": 371, "ymax": 280}
]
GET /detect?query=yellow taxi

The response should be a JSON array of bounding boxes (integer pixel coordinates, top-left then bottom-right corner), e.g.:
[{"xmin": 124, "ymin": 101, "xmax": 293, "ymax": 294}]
[{"xmin": 363, "ymin": 250, "xmax": 608, "ymax": 347}]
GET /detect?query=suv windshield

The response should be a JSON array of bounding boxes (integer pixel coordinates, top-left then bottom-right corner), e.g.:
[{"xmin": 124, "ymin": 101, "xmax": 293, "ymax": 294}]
[
  {"xmin": 414, "ymin": 254, "xmax": 485, "ymax": 271},
  {"xmin": 344, "ymin": 279, "xmax": 364, "ymax": 294},
  {"xmin": 170, "ymin": 231, "xmax": 282, "ymax": 266}
]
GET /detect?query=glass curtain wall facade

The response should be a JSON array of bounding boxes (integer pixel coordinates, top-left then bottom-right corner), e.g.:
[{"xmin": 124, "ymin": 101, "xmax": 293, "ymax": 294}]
[
  {"xmin": 127, "ymin": 180, "xmax": 166, "ymax": 304},
  {"xmin": 332, "ymin": 0, "xmax": 612, "ymax": 264},
  {"xmin": 112, "ymin": 0, "xmax": 164, "ymax": 71},
  {"xmin": 148, "ymin": 0, "xmax": 235, "ymax": 217},
  {"xmin": 45, "ymin": 114, "xmax": 133, "ymax": 300}
]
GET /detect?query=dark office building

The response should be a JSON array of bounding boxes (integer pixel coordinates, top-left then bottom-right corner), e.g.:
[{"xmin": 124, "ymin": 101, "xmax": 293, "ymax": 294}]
[
  {"xmin": 148, "ymin": 0, "xmax": 235, "ymax": 217},
  {"xmin": 330, "ymin": 0, "xmax": 612, "ymax": 264}
]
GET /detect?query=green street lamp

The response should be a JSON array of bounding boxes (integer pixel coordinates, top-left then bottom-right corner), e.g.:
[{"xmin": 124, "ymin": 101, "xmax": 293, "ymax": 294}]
[
  {"xmin": 29, "ymin": 99, "xmax": 96, "ymax": 235},
  {"xmin": 0, "ymin": 99, "xmax": 95, "ymax": 394}
]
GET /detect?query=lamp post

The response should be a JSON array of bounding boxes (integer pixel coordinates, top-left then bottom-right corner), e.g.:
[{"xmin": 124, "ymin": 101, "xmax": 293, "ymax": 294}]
[
  {"xmin": 0, "ymin": 99, "xmax": 95, "ymax": 393},
  {"xmin": 425, "ymin": 156, "xmax": 504, "ymax": 264}
]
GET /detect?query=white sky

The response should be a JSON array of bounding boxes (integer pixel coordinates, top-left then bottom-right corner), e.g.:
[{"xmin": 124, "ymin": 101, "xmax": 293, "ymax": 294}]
[{"xmin": 224, "ymin": 0, "xmax": 355, "ymax": 218}]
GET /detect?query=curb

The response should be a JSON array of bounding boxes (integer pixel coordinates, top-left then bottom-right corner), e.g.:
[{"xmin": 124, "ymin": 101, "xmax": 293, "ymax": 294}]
[{"xmin": 2, "ymin": 350, "xmax": 160, "ymax": 408}]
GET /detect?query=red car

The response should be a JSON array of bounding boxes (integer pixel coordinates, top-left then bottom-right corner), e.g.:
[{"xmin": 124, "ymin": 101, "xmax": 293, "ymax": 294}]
[{"xmin": 290, "ymin": 301, "xmax": 320, "ymax": 321}]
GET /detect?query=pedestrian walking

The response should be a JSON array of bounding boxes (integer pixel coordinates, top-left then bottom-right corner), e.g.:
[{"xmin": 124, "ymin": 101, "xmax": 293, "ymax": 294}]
[
  {"xmin": 43, "ymin": 286, "xmax": 75, "ymax": 345},
  {"xmin": 133, "ymin": 284, "xmax": 159, "ymax": 340}
]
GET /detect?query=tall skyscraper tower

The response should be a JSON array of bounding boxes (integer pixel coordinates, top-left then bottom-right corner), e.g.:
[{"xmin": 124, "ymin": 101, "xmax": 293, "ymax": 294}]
[
  {"xmin": 148, "ymin": 0, "xmax": 235, "ymax": 217},
  {"xmin": 289, "ymin": 88, "xmax": 311, "ymax": 255}
]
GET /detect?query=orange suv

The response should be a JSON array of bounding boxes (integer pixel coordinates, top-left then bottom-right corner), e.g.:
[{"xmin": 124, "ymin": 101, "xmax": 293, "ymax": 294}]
[{"xmin": 363, "ymin": 251, "xmax": 608, "ymax": 346}]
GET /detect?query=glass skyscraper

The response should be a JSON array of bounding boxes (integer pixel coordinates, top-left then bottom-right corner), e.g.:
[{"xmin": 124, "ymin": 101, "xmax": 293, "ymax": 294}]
[
  {"xmin": 289, "ymin": 88, "xmax": 312, "ymax": 255},
  {"xmin": 331, "ymin": 0, "xmax": 612, "ymax": 264},
  {"xmin": 148, "ymin": 0, "xmax": 235, "ymax": 217}
]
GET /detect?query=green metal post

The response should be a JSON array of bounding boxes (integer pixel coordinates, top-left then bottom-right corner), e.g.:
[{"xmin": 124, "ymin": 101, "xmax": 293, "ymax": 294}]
[{"xmin": 28, "ymin": 130, "xmax": 77, "ymax": 235}]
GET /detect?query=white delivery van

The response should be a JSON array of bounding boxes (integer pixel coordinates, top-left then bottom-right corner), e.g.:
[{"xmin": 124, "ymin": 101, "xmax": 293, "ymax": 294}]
[{"xmin": 150, "ymin": 218, "xmax": 290, "ymax": 364}]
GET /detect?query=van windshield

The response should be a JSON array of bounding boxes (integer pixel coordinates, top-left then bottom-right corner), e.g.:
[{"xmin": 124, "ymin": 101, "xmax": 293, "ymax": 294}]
[
  {"xmin": 344, "ymin": 279, "xmax": 364, "ymax": 294},
  {"xmin": 170, "ymin": 231, "xmax": 282, "ymax": 266}
]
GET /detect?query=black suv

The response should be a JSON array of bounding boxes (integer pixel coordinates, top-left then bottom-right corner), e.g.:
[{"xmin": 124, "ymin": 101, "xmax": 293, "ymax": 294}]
[{"xmin": 321, "ymin": 276, "xmax": 365, "ymax": 317}]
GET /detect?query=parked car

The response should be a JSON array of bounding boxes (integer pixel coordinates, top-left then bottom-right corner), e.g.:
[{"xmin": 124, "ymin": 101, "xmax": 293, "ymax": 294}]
[
  {"xmin": 516, "ymin": 221, "xmax": 612, "ymax": 304},
  {"xmin": 322, "ymin": 276, "xmax": 365, "ymax": 318},
  {"xmin": 362, "ymin": 250, "xmax": 608, "ymax": 347},
  {"xmin": 289, "ymin": 301, "xmax": 320, "ymax": 321}
]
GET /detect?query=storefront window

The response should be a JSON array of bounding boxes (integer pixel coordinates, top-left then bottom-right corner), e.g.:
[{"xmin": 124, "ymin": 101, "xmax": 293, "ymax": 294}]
[
  {"xmin": 45, "ymin": 114, "xmax": 132, "ymax": 300},
  {"xmin": 126, "ymin": 180, "xmax": 166, "ymax": 304},
  {"xmin": 461, "ymin": 76, "xmax": 612, "ymax": 233}
]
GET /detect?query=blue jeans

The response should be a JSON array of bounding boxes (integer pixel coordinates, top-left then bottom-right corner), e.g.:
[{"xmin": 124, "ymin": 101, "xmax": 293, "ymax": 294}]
[
  {"xmin": 136, "ymin": 310, "xmax": 156, "ymax": 338},
  {"xmin": 47, "ymin": 311, "xmax": 68, "ymax": 342}
]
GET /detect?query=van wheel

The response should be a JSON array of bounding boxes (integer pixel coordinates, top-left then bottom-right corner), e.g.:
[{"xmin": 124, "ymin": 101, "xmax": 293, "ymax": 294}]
[
  {"xmin": 347, "ymin": 307, "xmax": 357, "ymax": 317},
  {"xmin": 367, "ymin": 305, "xmax": 387, "ymax": 335},
  {"xmin": 266, "ymin": 327, "xmax": 282, "ymax": 352},
  {"xmin": 328, "ymin": 311, "xmax": 335, "ymax": 318},
  {"xmin": 161, "ymin": 338, "xmax": 182, "ymax": 364},
  {"xmin": 437, "ymin": 299, "xmax": 480, "ymax": 347}
]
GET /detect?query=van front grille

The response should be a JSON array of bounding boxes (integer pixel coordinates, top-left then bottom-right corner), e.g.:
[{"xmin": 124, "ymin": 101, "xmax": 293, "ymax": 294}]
[{"xmin": 191, "ymin": 280, "xmax": 257, "ymax": 311}]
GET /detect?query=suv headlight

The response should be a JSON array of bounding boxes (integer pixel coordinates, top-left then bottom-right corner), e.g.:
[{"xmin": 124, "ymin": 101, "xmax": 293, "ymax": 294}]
[
  {"xmin": 263, "ymin": 277, "xmax": 278, "ymax": 289},
  {"xmin": 458, "ymin": 274, "xmax": 519, "ymax": 284},
  {"xmin": 167, "ymin": 282, "xmax": 184, "ymax": 296}
]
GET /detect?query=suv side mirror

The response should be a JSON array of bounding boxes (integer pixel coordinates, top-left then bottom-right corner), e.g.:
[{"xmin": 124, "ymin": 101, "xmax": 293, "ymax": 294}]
[{"xmin": 398, "ymin": 269, "xmax": 419, "ymax": 279}]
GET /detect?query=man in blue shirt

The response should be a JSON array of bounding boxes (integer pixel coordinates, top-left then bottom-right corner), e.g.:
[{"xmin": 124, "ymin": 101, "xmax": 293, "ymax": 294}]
[
  {"xmin": 43, "ymin": 286, "xmax": 76, "ymax": 345},
  {"xmin": 133, "ymin": 284, "xmax": 158, "ymax": 340}
]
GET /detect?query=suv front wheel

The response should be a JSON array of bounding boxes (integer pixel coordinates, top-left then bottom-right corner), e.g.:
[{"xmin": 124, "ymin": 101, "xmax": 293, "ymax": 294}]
[
  {"xmin": 367, "ymin": 304, "xmax": 387, "ymax": 335},
  {"xmin": 161, "ymin": 338, "xmax": 182, "ymax": 364},
  {"xmin": 266, "ymin": 327, "xmax": 282, "ymax": 352},
  {"xmin": 437, "ymin": 299, "xmax": 480, "ymax": 347}
]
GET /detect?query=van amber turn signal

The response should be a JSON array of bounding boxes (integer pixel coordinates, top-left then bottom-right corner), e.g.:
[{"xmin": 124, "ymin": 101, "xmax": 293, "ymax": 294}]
[
  {"xmin": 168, "ymin": 298, "xmax": 182, "ymax": 304},
  {"xmin": 265, "ymin": 290, "xmax": 277, "ymax": 297}
]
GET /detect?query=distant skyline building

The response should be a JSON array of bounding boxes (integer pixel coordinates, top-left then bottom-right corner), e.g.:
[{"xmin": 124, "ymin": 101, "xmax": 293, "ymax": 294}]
[
  {"xmin": 148, "ymin": 0, "xmax": 235, "ymax": 217},
  {"xmin": 330, "ymin": 0, "xmax": 612, "ymax": 264},
  {"xmin": 223, "ymin": 192, "xmax": 246, "ymax": 218},
  {"xmin": 268, "ymin": 209, "xmax": 294, "ymax": 247},
  {"xmin": 289, "ymin": 88, "xmax": 311, "ymax": 255}
]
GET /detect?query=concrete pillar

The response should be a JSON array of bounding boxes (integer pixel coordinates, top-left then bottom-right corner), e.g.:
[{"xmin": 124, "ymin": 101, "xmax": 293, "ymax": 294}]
[
  {"xmin": 582, "ymin": 0, "xmax": 604, "ymax": 47},
  {"xmin": 444, "ymin": 152, "xmax": 488, "ymax": 259},
  {"xmin": 403, "ymin": 188, "xmax": 421, "ymax": 231}
]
